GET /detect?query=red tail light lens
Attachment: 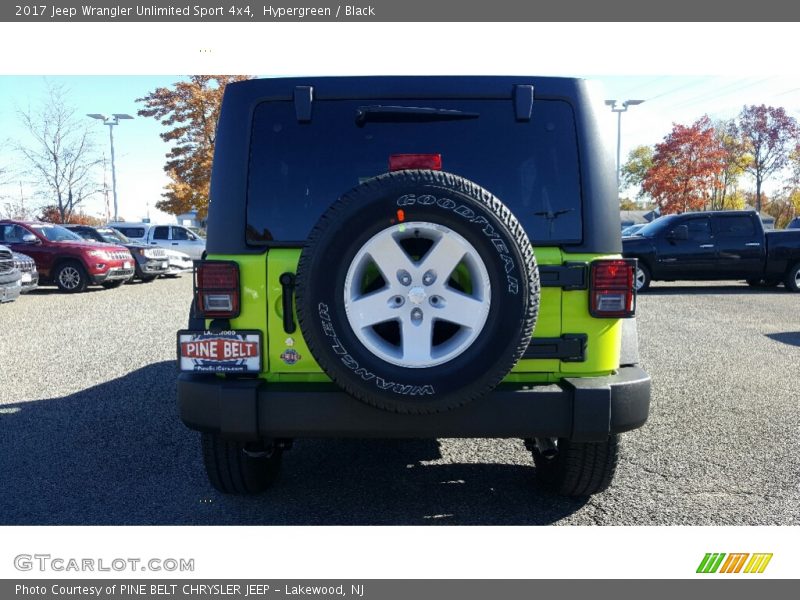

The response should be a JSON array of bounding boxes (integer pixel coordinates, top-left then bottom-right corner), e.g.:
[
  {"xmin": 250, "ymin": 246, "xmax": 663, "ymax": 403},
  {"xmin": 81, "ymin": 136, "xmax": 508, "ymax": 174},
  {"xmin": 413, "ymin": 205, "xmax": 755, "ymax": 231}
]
[
  {"xmin": 389, "ymin": 153, "xmax": 442, "ymax": 172},
  {"xmin": 195, "ymin": 261, "xmax": 240, "ymax": 318},
  {"xmin": 589, "ymin": 259, "xmax": 636, "ymax": 318}
]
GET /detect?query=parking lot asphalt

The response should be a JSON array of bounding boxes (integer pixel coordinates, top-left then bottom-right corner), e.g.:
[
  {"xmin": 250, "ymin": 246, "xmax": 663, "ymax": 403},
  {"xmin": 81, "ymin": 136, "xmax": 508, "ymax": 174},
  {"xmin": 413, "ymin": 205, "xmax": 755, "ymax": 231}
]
[{"xmin": 1, "ymin": 276, "xmax": 798, "ymax": 525}]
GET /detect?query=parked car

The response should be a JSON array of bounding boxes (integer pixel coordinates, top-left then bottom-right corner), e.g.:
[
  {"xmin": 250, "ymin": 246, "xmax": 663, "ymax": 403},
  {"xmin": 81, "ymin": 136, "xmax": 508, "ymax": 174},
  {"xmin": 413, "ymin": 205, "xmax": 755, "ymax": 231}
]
[
  {"xmin": 0, "ymin": 220, "xmax": 135, "ymax": 292},
  {"xmin": 0, "ymin": 244, "xmax": 22, "ymax": 303},
  {"xmin": 622, "ymin": 210, "xmax": 800, "ymax": 291},
  {"xmin": 177, "ymin": 76, "xmax": 651, "ymax": 497},
  {"xmin": 163, "ymin": 249, "xmax": 193, "ymax": 277},
  {"xmin": 787, "ymin": 217, "xmax": 800, "ymax": 230},
  {"xmin": 621, "ymin": 223, "xmax": 645, "ymax": 237},
  {"xmin": 109, "ymin": 222, "xmax": 206, "ymax": 259},
  {"xmin": 64, "ymin": 225, "xmax": 169, "ymax": 282},
  {"xmin": 12, "ymin": 251, "xmax": 38, "ymax": 293}
]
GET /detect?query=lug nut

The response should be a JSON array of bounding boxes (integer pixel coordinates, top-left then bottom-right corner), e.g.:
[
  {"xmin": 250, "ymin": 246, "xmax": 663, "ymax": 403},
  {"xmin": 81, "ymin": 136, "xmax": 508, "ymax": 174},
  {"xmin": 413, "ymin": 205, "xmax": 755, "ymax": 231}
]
[
  {"xmin": 429, "ymin": 295, "xmax": 444, "ymax": 307},
  {"xmin": 389, "ymin": 295, "xmax": 405, "ymax": 308},
  {"xmin": 422, "ymin": 270, "xmax": 437, "ymax": 285},
  {"xmin": 397, "ymin": 269, "xmax": 412, "ymax": 286},
  {"xmin": 410, "ymin": 308, "xmax": 423, "ymax": 322}
]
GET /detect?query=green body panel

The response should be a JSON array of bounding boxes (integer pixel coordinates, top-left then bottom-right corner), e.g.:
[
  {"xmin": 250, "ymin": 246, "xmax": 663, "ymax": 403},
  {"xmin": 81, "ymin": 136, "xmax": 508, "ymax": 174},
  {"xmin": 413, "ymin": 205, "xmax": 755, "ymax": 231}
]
[{"xmin": 206, "ymin": 247, "xmax": 622, "ymax": 382}]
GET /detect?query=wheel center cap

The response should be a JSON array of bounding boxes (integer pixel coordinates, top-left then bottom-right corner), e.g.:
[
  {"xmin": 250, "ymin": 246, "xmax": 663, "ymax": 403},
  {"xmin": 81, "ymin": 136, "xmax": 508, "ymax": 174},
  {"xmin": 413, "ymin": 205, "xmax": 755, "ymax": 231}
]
[{"xmin": 407, "ymin": 286, "xmax": 427, "ymax": 305}]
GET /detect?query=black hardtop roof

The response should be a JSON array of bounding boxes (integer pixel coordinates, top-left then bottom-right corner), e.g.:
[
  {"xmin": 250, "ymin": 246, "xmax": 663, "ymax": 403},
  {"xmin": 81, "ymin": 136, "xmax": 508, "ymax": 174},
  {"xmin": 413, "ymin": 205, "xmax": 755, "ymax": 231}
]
[
  {"xmin": 225, "ymin": 75, "xmax": 590, "ymax": 101},
  {"xmin": 207, "ymin": 75, "xmax": 622, "ymax": 256}
]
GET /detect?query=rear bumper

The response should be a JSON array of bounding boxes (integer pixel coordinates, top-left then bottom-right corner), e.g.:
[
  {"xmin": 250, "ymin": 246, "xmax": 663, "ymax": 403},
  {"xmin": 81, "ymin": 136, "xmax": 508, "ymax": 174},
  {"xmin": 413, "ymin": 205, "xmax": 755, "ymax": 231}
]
[{"xmin": 178, "ymin": 366, "xmax": 651, "ymax": 442}]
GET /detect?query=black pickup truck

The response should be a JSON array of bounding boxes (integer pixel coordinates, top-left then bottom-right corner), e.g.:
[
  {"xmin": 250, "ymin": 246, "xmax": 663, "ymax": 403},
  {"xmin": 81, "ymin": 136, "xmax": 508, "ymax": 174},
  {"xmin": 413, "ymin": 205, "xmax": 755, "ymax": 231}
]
[{"xmin": 623, "ymin": 210, "xmax": 800, "ymax": 292}]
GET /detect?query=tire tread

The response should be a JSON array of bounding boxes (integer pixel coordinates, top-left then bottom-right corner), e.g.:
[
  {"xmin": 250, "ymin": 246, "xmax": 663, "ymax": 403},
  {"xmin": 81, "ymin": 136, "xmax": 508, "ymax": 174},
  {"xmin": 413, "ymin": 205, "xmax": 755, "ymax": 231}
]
[
  {"xmin": 532, "ymin": 435, "xmax": 619, "ymax": 496},
  {"xmin": 200, "ymin": 433, "xmax": 281, "ymax": 495}
]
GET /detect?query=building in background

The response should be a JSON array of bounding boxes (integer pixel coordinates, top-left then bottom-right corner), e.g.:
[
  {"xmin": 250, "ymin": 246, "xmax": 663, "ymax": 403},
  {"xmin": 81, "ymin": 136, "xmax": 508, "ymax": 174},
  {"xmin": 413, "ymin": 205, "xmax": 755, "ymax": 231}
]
[{"xmin": 176, "ymin": 210, "xmax": 205, "ymax": 229}]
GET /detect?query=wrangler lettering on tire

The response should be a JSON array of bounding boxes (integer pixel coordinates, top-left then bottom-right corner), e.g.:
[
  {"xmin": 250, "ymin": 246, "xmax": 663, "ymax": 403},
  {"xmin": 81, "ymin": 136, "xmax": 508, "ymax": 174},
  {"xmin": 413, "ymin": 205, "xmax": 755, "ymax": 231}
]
[{"xmin": 296, "ymin": 169, "xmax": 540, "ymax": 414}]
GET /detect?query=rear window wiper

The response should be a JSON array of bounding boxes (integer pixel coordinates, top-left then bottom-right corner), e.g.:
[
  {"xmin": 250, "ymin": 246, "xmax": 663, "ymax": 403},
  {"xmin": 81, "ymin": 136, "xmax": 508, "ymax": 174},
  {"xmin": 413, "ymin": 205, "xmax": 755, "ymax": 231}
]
[{"xmin": 355, "ymin": 105, "xmax": 480, "ymax": 126}]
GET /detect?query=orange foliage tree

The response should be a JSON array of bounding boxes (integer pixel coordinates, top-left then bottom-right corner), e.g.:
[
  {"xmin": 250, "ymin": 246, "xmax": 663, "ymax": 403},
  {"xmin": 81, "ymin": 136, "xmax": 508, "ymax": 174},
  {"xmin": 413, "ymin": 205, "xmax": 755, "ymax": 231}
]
[
  {"xmin": 39, "ymin": 205, "xmax": 102, "ymax": 225},
  {"xmin": 642, "ymin": 116, "xmax": 726, "ymax": 214},
  {"xmin": 136, "ymin": 75, "xmax": 251, "ymax": 220}
]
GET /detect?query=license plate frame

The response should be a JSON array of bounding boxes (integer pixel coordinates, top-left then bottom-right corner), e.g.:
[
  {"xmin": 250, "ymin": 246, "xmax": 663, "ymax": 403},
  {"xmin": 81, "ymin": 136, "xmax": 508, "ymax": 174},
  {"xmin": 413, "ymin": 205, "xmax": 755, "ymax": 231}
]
[{"xmin": 177, "ymin": 330, "xmax": 262, "ymax": 374}]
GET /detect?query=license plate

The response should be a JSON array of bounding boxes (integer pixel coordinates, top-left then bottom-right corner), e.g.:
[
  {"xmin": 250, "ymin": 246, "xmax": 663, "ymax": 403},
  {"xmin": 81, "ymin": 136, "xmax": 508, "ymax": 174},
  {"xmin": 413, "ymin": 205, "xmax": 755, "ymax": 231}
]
[
  {"xmin": 124, "ymin": 261, "xmax": 132, "ymax": 269},
  {"xmin": 21, "ymin": 273, "xmax": 31, "ymax": 283},
  {"xmin": 177, "ymin": 330, "xmax": 261, "ymax": 373}
]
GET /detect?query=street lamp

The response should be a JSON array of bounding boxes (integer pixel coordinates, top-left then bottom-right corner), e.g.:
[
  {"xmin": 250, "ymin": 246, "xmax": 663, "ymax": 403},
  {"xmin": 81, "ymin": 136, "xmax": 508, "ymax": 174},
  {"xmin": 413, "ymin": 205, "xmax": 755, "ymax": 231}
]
[
  {"xmin": 87, "ymin": 113, "xmax": 133, "ymax": 222},
  {"xmin": 605, "ymin": 99, "xmax": 644, "ymax": 190}
]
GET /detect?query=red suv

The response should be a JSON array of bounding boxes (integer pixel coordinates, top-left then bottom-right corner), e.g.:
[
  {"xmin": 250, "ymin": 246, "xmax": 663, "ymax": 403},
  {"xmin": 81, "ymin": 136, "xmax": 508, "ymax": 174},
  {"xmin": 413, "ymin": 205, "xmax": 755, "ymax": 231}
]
[{"xmin": 0, "ymin": 220, "xmax": 135, "ymax": 292}]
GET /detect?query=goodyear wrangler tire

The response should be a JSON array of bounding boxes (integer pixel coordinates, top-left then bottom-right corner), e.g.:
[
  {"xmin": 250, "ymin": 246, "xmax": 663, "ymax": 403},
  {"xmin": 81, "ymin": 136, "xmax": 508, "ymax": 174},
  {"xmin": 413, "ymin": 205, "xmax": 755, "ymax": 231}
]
[{"xmin": 296, "ymin": 170, "xmax": 539, "ymax": 414}]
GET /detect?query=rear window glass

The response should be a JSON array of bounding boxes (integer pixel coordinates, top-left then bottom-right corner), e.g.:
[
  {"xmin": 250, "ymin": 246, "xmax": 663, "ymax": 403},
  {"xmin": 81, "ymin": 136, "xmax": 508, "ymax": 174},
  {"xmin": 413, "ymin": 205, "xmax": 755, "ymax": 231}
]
[
  {"xmin": 716, "ymin": 215, "xmax": 756, "ymax": 236},
  {"xmin": 246, "ymin": 98, "xmax": 582, "ymax": 245},
  {"xmin": 117, "ymin": 227, "xmax": 145, "ymax": 238}
]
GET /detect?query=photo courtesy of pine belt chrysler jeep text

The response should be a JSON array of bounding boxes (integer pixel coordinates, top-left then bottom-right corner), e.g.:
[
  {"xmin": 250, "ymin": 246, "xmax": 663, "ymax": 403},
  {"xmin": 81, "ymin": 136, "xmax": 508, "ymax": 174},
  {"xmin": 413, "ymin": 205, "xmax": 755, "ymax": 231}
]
[{"xmin": 177, "ymin": 77, "xmax": 651, "ymax": 497}]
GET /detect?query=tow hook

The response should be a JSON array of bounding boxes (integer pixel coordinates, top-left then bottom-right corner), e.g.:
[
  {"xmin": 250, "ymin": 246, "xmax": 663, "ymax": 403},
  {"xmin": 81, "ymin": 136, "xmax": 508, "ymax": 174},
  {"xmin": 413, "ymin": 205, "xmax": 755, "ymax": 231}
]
[{"xmin": 534, "ymin": 437, "xmax": 558, "ymax": 460}]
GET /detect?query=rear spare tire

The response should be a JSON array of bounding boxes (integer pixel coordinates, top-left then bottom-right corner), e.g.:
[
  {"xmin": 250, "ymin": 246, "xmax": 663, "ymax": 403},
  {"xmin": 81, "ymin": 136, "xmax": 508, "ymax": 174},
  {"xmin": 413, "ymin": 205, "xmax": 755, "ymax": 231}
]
[{"xmin": 296, "ymin": 170, "xmax": 539, "ymax": 414}]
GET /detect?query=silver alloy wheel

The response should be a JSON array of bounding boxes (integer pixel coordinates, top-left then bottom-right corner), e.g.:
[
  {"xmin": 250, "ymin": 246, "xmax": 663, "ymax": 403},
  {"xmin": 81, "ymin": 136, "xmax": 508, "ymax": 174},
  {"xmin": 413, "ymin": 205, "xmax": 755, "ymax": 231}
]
[
  {"xmin": 58, "ymin": 266, "xmax": 81, "ymax": 290},
  {"xmin": 795, "ymin": 269, "xmax": 800, "ymax": 287},
  {"xmin": 635, "ymin": 266, "xmax": 647, "ymax": 291},
  {"xmin": 344, "ymin": 222, "xmax": 491, "ymax": 368}
]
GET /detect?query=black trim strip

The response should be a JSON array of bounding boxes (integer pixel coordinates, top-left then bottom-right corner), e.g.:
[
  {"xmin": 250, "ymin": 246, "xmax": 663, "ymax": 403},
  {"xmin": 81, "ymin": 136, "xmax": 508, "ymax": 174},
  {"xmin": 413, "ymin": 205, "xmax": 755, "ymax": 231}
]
[
  {"xmin": 538, "ymin": 262, "xmax": 587, "ymax": 290},
  {"xmin": 279, "ymin": 272, "xmax": 296, "ymax": 333},
  {"xmin": 523, "ymin": 334, "xmax": 588, "ymax": 362}
]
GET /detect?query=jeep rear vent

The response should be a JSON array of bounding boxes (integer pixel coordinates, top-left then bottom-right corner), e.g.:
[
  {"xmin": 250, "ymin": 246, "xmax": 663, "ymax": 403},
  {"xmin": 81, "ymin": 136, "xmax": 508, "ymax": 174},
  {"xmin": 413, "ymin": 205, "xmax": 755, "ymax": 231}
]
[
  {"xmin": 589, "ymin": 259, "xmax": 636, "ymax": 318},
  {"xmin": 195, "ymin": 261, "xmax": 240, "ymax": 318},
  {"xmin": 389, "ymin": 153, "xmax": 442, "ymax": 172}
]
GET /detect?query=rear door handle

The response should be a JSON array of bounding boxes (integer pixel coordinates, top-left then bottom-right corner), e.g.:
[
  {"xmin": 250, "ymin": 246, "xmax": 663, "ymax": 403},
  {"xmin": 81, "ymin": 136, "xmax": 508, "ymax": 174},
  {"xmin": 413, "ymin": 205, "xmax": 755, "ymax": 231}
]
[
  {"xmin": 745, "ymin": 242, "xmax": 761, "ymax": 247},
  {"xmin": 699, "ymin": 244, "xmax": 714, "ymax": 248},
  {"xmin": 172, "ymin": 242, "xmax": 178, "ymax": 245}
]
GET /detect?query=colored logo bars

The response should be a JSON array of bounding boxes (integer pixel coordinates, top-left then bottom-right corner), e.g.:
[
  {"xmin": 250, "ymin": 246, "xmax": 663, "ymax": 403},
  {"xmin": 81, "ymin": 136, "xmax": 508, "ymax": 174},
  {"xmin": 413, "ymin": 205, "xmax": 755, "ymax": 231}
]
[{"xmin": 696, "ymin": 553, "xmax": 773, "ymax": 574}]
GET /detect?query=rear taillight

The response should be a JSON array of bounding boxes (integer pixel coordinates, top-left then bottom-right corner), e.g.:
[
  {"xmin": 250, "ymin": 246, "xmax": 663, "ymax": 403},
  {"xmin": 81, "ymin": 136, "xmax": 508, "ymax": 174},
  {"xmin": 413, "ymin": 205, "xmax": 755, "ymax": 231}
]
[
  {"xmin": 195, "ymin": 261, "xmax": 240, "ymax": 318},
  {"xmin": 389, "ymin": 153, "xmax": 442, "ymax": 172},
  {"xmin": 589, "ymin": 259, "xmax": 636, "ymax": 318}
]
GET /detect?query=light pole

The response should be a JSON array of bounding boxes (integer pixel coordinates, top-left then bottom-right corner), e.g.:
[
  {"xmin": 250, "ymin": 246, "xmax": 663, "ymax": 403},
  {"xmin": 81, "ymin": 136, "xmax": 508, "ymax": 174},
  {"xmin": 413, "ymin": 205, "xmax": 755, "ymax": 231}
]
[
  {"xmin": 605, "ymin": 99, "xmax": 644, "ymax": 190},
  {"xmin": 87, "ymin": 113, "xmax": 133, "ymax": 222}
]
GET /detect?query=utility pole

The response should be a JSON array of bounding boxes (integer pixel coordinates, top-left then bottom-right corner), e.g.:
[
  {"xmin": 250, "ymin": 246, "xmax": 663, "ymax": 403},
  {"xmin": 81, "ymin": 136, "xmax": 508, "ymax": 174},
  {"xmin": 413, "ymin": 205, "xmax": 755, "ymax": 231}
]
[
  {"xmin": 87, "ymin": 113, "xmax": 133, "ymax": 221},
  {"xmin": 605, "ymin": 99, "xmax": 645, "ymax": 190}
]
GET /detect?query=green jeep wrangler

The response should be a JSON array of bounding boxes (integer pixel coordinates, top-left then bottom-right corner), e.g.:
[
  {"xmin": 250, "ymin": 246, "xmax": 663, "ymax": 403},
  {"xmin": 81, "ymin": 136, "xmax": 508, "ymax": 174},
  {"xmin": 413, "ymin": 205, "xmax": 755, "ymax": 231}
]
[{"xmin": 177, "ymin": 76, "xmax": 651, "ymax": 497}]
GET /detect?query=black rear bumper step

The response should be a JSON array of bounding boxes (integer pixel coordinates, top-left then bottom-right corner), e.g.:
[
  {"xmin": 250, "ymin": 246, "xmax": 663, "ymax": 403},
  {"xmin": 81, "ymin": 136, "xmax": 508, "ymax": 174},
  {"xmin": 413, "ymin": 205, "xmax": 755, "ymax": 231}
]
[{"xmin": 178, "ymin": 366, "xmax": 650, "ymax": 442}]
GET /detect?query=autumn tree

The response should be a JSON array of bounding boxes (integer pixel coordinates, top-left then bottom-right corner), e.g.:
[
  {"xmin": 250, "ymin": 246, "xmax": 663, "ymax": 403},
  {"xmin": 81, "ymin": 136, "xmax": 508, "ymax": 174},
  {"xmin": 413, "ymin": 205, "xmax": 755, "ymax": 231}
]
[
  {"xmin": 642, "ymin": 116, "xmax": 726, "ymax": 214},
  {"xmin": 620, "ymin": 145, "xmax": 654, "ymax": 201},
  {"xmin": 710, "ymin": 119, "xmax": 750, "ymax": 210},
  {"xmin": 773, "ymin": 144, "xmax": 800, "ymax": 227},
  {"xmin": 16, "ymin": 82, "xmax": 100, "ymax": 222},
  {"xmin": 137, "ymin": 75, "xmax": 251, "ymax": 219},
  {"xmin": 38, "ymin": 205, "xmax": 102, "ymax": 225},
  {"xmin": 738, "ymin": 105, "xmax": 799, "ymax": 213}
]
